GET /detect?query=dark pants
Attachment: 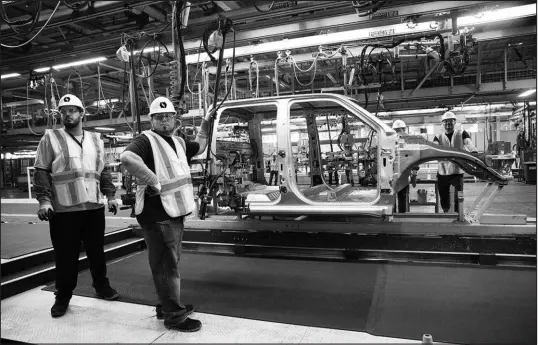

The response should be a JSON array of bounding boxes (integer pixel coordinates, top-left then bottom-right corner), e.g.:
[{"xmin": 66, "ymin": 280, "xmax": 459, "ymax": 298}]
[
  {"xmin": 139, "ymin": 217, "xmax": 188, "ymax": 324},
  {"xmin": 269, "ymin": 170, "xmax": 278, "ymax": 186},
  {"xmin": 328, "ymin": 171, "xmax": 339, "ymax": 185},
  {"xmin": 49, "ymin": 207, "xmax": 109, "ymax": 300},
  {"xmin": 345, "ymin": 169, "xmax": 354, "ymax": 186},
  {"xmin": 437, "ymin": 174, "xmax": 464, "ymax": 213},
  {"xmin": 396, "ymin": 185, "xmax": 409, "ymax": 213}
]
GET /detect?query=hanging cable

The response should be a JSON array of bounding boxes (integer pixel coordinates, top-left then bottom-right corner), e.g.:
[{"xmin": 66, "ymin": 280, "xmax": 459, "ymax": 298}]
[
  {"xmin": 26, "ymin": 80, "xmax": 44, "ymax": 136},
  {"xmin": 1, "ymin": 1, "xmax": 60, "ymax": 49}
]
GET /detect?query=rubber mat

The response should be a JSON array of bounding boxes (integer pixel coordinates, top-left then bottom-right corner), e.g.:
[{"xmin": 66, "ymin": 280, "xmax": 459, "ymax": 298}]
[
  {"xmin": 1, "ymin": 223, "xmax": 123, "ymax": 259},
  {"xmin": 42, "ymin": 251, "xmax": 536, "ymax": 344}
]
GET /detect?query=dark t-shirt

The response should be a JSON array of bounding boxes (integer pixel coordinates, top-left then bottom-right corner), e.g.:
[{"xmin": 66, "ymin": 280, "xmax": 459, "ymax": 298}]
[
  {"xmin": 433, "ymin": 130, "xmax": 470, "ymax": 144},
  {"xmin": 124, "ymin": 131, "xmax": 200, "ymax": 223}
]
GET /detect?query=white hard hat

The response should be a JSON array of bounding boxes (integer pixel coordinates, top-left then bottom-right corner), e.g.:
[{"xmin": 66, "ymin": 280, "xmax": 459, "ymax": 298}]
[
  {"xmin": 149, "ymin": 96, "xmax": 176, "ymax": 116},
  {"xmin": 441, "ymin": 111, "xmax": 457, "ymax": 122},
  {"xmin": 392, "ymin": 119, "xmax": 406, "ymax": 129},
  {"xmin": 58, "ymin": 94, "xmax": 84, "ymax": 112}
]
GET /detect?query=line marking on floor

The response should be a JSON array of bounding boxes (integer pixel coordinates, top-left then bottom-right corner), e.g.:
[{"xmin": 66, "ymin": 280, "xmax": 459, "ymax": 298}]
[{"xmin": 1, "ymin": 213, "xmax": 136, "ymax": 221}]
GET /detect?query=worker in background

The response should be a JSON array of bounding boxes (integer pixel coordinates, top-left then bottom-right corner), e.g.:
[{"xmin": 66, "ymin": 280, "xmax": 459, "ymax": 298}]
[
  {"xmin": 33, "ymin": 94, "xmax": 119, "ymax": 318},
  {"xmin": 120, "ymin": 96, "xmax": 213, "ymax": 333},
  {"xmin": 433, "ymin": 111, "xmax": 478, "ymax": 213},
  {"xmin": 327, "ymin": 160, "xmax": 339, "ymax": 186},
  {"xmin": 392, "ymin": 120, "xmax": 419, "ymax": 213},
  {"xmin": 269, "ymin": 154, "xmax": 279, "ymax": 186}
]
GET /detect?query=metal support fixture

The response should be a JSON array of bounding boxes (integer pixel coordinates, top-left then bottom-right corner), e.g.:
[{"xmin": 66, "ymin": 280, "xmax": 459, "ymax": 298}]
[
  {"xmin": 409, "ymin": 61, "xmax": 441, "ymax": 97},
  {"xmin": 400, "ymin": 59, "xmax": 404, "ymax": 97},
  {"xmin": 146, "ymin": 66, "xmax": 155, "ymax": 103},
  {"xmin": 503, "ymin": 48, "xmax": 508, "ymax": 90},
  {"xmin": 248, "ymin": 56, "xmax": 259, "ymax": 98},
  {"xmin": 341, "ymin": 47, "xmax": 348, "ymax": 96},
  {"xmin": 449, "ymin": 74, "xmax": 454, "ymax": 94},
  {"xmin": 475, "ymin": 42, "xmax": 482, "ymax": 90},
  {"xmin": 464, "ymin": 181, "xmax": 506, "ymax": 223},
  {"xmin": 232, "ymin": 78, "xmax": 237, "ymax": 100},
  {"xmin": 457, "ymin": 191, "xmax": 464, "ymax": 222}
]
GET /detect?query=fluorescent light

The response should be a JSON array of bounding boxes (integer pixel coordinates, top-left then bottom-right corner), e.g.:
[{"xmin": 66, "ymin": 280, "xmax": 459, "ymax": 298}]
[
  {"xmin": 459, "ymin": 4, "xmax": 536, "ymax": 26},
  {"xmin": 464, "ymin": 112, "xmax": 513, "ymax": 119},
  {"xmin": 34, "ymin": 67, "xmax": 51, "ymax": 72},
  {"xmin": 518, "ymin": 89, "xmax": 536, "ymax": 97},
  {"xmin": 94, "ymin": 127, "xmax": 116, "ymax": 131},
  {"xmin": 91, "ymin": 98, "xmax": 119, "ymax": 107},
  {"xmin": 133, "ymin": 46, "xmax": 163, "ymax": 55},
  {"xmin": 377, "ymin": 108, "xmax": 448, "ymax": 116},
  {"xmin": 53, "ymin": 57, "xmax": 107, "ymax": 70},
  {"xmin": 1, "ymin": 73, "xmax": 21, "ymax": 79}
]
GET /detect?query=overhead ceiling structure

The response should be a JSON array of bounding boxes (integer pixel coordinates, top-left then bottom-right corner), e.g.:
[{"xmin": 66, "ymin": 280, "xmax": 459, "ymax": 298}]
[{"xmin": 0, "ymin": 0, "xmax": 536, "ymax": 152}]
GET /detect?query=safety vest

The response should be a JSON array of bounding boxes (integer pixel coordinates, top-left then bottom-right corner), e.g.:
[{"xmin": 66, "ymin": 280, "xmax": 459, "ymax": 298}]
[
  {"xmin": 437, "ymin": 129, "xmax": 464, "ymax": 175},
  {"xmin": 47, "ymin": 128, "xmax": 104, "ymax": 207},
  {"xmin": 270, "ymin": 159, "xmax": 278, "ymax": 171},
  {"xmin": 135, "ymin": 130, "xmax": 195, "ymax": 218}
]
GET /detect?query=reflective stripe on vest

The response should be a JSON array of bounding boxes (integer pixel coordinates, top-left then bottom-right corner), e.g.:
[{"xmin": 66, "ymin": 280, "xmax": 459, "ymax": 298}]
[
  {"xmin": 437, "ymin": 129, "xmax": 464, "ymax": 175},
  {"xmin": 48, "ymin": 129, "xmax": 104, "ymax": 206},
  {"xmin": 135, "ymin": 131, "xmax": 195, "ymax": 218}
]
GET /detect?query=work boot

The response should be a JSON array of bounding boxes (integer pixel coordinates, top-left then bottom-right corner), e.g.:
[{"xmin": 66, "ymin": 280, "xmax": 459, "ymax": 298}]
[
  {"xmin": 164, "ymin": 317, "xmax": 202, "ymax": 332},
  {"xmin": 51, "ymin": 296, "xmax": 70, "ymax": 318},
  {"xmin": 95, "ymin": 285, "xmax": 120, "ymax": 301},
  {"xmin": 156, "ymin": 304, "xmax": 195, "ymax": 320}
]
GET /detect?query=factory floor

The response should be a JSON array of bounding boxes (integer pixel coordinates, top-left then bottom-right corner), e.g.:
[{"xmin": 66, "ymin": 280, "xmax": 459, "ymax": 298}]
[{"xmin": 1, "ymin": 180, "xmax": 535, "ymax": 344}]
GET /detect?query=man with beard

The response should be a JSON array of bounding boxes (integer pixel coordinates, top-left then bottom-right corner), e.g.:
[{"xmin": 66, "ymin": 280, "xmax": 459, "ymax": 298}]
[
  {"xmin": 120, "ymin": 96, "xmax": 213, "ymax": 332},
  {"xmin": 33, "ymin": 94, "xmax": 120, "ymax": 318},
  {"xmin": 433, "ymin": 111, "xmax": 478, "ymax": 213}
]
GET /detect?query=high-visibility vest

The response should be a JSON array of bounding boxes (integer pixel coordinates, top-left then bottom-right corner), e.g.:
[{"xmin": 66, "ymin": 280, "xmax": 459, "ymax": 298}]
[
  {"xmin": 135, "ymin": 131, "xmax": 195, "ymax": 218},
  {"xmin": 437, "ymin": 129, "xmax": 465, "ymax": 175},
  {"xmin": 47, "ymin": 128, "xmax": 104, "ymax": 206},
  {"xmin": 270, "ymin": 159, "xmax": 278, "ymax": 171}
]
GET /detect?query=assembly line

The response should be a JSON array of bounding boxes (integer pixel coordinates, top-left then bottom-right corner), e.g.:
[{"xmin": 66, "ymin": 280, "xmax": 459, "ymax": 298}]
[{"xmin": 1, "ymin": 1, "xmax": 537, "ymax": 344}]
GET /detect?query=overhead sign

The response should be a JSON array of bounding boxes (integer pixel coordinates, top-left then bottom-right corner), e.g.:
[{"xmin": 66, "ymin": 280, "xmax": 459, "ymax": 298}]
[
  {"xmin": 368, "ymin": 28, "xmax": 396, "ymax": 37},
  {"xmin": 369, "ymin": 10, "xmax": 399, "ymax": 20}
]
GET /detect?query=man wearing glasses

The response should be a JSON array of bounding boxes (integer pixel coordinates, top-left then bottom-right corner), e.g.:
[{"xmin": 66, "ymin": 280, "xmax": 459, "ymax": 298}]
[
  {"xmin": 120, "ymin": 96, "xmax": 212, "ymax": 332},
  {"xmin": 33, "ymin": 94, "xmax": 120, "ymax": 318},
  {"xmin": 433, "ymin": 111, "xmax": 478, "ymax": 213}
]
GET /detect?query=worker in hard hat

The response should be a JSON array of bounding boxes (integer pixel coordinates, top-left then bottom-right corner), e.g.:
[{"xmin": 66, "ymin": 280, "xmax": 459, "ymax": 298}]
[
  {"xmin": 33, "ymin": 94, "xmax": 120, "ymax": 318},
  {"xmin": 392, "ymin": 120, "xmax": 419, "ymax": 213},
  {"xmin": 120, "ymin": 96, "xmax": 213, "ymax": 332},
  {"xmin": 269, "ymin": 153, "xmax": 279, "ymax": 186},
  {"xmin": 433, "ymin": 111, "xmax": 478, "ymax": 213}
]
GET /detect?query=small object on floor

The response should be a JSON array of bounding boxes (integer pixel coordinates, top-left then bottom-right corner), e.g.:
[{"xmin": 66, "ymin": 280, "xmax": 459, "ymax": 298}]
[
  {"xmin": 422, "ymin": 334, "xmax": 433, "ymax": 344},
  {"xmin": 164, "ymin": 317, "xmax": 202, "ymax": 332},
  {"xmin": 51, "ymin": 297, "xmax": 70, "ymax": 318},
  {"xmin": 156, "ymin": 304, "xmax": 195, "ymax": 320},
  {"xmin": 28, "ymin": 221, "xmax": 37, "ymax": 224}
]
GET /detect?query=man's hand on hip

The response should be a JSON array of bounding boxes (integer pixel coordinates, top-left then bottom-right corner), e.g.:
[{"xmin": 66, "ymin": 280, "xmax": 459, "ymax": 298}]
[{"xmin": 37, "ymin": 205, "xmax": 55, "ymax": 221}]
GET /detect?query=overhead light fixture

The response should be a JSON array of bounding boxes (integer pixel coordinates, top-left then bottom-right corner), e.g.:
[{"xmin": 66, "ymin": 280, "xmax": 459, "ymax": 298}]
[
  {"xmin": 94, "ymin": 127, "xmax": 116, "ymax": 131},
  {"xmin": 53, "ymin": 56, "xmax": 107, "ymax": 70},
  {"xmin": 132, "ymin": 46, "xmax": 163, "ymax": 55},
  {"xmin": 464, "ymin": 111, "xmax": 513, "ymax": 118},
  {"xmin": 34, "ymin": 67, "xmax": 51, "ymax": 73},
  {"xmin": 1, "ymin": 73, "xmax": 21, "ymax": 79},
  {"xmin": 518, "ymin": 89, "xmax": 536, "ymax": 97},
  {"xmin": 459, "ymin": 4, "xmax": 536, "ymax": 26},
  {"xmin": 377, "ymin": 108, "xmax": 448, "ymax": 116},
  {"xmin": 91, "ymin": 98, "xmax": 119, "ymax": 107}
]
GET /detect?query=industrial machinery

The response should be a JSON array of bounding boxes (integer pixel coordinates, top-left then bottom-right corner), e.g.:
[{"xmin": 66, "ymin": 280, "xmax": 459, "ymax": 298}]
[{"xmin": 194, "ymin": 93, "xmax": 514, "ymax": 220}]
